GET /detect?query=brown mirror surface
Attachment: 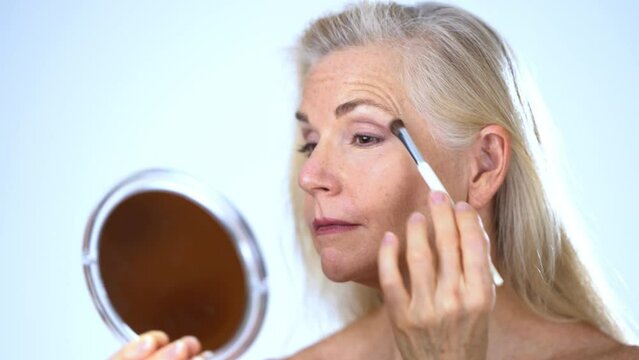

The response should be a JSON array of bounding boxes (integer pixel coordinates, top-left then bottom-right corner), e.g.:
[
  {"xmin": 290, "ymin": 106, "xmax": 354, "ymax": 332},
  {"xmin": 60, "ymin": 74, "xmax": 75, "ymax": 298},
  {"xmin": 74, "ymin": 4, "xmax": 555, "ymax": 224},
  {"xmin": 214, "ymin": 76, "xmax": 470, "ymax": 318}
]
[{"xmin": 98, "ymin": 191, "xmax": 247, "ymax": 351}]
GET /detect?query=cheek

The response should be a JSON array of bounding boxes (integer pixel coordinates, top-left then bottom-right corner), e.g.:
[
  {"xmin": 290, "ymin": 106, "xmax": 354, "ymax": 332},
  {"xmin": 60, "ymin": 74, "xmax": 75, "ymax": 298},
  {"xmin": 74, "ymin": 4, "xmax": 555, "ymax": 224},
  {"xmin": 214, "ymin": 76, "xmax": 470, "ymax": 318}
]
[{"xmin": 350, "ymin": 151, "xmax": 430, "ymax": 236}]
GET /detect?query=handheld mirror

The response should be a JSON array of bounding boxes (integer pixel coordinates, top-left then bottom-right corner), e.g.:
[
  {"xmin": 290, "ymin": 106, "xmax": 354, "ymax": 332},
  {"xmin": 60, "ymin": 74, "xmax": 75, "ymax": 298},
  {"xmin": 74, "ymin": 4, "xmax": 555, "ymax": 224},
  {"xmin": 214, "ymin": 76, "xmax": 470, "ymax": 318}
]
[{"xmin": 82, "ymin": 169, "xmax": 267, "ymax": 359}]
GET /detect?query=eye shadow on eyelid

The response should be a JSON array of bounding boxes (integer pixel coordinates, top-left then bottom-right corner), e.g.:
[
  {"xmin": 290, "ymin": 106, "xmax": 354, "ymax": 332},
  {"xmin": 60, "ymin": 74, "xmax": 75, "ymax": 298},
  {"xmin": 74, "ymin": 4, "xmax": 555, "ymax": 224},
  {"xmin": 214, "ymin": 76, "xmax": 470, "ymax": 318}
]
[{"xmin": 350, "ymin": 118, "xmax": 391, "ymax": 132}]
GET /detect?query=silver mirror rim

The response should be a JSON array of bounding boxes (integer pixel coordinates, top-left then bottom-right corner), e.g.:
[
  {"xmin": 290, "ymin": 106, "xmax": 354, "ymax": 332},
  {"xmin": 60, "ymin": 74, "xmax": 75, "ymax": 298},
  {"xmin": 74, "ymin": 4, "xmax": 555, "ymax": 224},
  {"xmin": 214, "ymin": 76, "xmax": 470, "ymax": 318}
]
[{"xmin": 82, "ymin": 168, "xmax": 268, "ymax": 360}]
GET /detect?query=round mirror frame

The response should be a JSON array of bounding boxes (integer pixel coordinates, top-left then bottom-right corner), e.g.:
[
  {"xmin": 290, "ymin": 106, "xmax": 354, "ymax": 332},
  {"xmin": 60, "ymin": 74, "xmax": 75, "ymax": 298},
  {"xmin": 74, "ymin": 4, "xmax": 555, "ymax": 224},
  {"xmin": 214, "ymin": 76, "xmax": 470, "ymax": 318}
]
[{"xmin": 82, "ymin": 169, "xmax": 267, "ymax": 359}]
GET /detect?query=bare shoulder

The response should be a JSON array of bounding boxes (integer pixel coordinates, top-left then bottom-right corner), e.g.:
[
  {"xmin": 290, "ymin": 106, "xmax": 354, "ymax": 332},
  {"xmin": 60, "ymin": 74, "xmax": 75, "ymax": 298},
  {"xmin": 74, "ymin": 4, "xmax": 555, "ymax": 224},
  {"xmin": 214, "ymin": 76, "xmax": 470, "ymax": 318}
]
[
  {"xmin": 558, "ymin": 328, "xmax": 639, "ymax": 360},
  {"xmin": 286, "ymin": 329, "xmax": 346, "ymax": 360},
  {"xmin": 532, "ymin": 318, "xmax": 638, "ymax": 360},
  {"xmin": 285, "ymin": 307, "xmax": 395, "ymax": 360},
  {"xmin": 592, "ymin": 344, "xmax": 639, "ymax": 359}
]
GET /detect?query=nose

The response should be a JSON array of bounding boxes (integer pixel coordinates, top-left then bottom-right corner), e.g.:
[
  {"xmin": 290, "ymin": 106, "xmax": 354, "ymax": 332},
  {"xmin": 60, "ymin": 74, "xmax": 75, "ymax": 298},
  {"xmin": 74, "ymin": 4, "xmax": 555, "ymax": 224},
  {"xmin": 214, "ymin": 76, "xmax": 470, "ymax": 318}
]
[{"xmin": 298, "ymin": 144, "xmax": 342, "ymax": 197}]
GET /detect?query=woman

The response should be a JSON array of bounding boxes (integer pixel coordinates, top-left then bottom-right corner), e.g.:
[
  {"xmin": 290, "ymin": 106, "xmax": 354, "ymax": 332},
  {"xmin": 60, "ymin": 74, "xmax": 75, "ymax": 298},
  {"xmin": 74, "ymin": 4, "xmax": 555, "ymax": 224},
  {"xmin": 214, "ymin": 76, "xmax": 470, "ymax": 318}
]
[{"xmin": 110, "ymin": 2, "xmax": 638, "ymax": 359}]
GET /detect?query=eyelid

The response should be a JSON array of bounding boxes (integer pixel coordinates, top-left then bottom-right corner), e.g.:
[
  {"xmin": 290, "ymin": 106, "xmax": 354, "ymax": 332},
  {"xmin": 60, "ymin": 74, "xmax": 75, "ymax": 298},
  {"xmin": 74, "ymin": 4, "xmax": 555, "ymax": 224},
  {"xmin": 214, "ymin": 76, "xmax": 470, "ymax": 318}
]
[
  {"xmin": 301, "ymin": 128, "xmax": 319, "ymax": 142},
  {"xmin": 349, "ymin": 118, "xmax": 390, "ymax": 135}
]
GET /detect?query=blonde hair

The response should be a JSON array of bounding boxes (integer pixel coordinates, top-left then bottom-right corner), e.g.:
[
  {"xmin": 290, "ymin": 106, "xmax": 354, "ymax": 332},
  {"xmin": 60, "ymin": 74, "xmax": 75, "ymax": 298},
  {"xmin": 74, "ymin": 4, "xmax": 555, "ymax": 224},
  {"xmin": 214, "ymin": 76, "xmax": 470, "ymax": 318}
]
[{"xmin": 289, "ymin": 1, "xmax": 630, "ymax": 342}]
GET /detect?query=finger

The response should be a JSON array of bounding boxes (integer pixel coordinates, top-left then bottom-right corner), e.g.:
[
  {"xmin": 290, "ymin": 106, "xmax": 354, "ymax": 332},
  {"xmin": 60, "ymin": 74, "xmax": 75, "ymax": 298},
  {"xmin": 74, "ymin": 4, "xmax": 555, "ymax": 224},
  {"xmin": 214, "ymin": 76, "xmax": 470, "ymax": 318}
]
[
  {"xmin": 191, "ymin": 351, "xmax": 215, "ymax": 360},
  {"xmin": 429, "ymin": 191, "xmax": 462, "ymax": 288},
  {"xmin": 181, "ymin": 336, "xmax": 201, "ymax": 357},
  {"xmin": 454, "ymin": 202, "xmax": 493, "ymax": 293},
  {"xmin": 378, "ymin": 231, "xmax": 409, "ymax": 316},
  {"xmin": 111, "ymin": 331, "xmax": 169, "ymax": 360},
  {"xmin": 405, "ymin": 211, "xmax": 435, "ymax": 304},
  {"xmin": 147, "ymin": 336, "xmax": 201, "ymax": 360}
]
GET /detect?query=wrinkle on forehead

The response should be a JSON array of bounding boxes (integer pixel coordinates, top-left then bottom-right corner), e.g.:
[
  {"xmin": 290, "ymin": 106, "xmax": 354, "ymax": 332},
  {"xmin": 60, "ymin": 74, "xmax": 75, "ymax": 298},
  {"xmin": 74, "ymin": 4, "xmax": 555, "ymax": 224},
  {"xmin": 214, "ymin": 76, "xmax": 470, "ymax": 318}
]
[
  {"xmin": 343, "ymin": 80, "xmax": 403, "ymax": 118},
  {"xmin": 300, "ymin": 45, "xmax": 408, "ymax": 120}
]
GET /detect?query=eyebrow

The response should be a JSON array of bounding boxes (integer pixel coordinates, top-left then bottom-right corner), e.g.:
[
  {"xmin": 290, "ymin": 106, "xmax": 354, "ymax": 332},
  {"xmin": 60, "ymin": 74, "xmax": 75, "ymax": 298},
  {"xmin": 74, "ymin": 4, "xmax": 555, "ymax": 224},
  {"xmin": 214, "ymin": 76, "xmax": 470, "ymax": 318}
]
[{"xmin": 295, "ymin": 98, "xmax": 395, "ymax": 123}]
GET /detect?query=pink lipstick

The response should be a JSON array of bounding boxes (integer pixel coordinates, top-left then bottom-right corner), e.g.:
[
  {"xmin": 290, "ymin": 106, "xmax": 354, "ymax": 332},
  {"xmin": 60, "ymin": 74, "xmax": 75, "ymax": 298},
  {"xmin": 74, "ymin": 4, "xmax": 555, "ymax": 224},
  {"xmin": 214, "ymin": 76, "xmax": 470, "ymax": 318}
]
[{"xmin": 312, "ymin": 217, "xmax": 360, "ymax": 235}]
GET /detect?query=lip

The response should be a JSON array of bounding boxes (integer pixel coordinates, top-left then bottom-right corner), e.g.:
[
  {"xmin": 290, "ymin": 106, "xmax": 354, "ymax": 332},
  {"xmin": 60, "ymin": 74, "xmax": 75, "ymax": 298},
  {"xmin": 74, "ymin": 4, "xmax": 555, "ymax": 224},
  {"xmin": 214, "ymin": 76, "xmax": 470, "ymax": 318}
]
[{"xmin": 312, "ymin": 217, "xmax": 360, "ymax": 235}]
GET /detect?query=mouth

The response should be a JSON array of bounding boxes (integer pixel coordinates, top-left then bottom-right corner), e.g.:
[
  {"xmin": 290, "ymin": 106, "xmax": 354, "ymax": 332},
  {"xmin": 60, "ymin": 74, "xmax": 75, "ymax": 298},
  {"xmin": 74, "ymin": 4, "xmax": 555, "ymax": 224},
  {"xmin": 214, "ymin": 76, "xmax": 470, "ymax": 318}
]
[{"xmin": 312, "ymin": 217, "xmax": 361, "ymax": 236}]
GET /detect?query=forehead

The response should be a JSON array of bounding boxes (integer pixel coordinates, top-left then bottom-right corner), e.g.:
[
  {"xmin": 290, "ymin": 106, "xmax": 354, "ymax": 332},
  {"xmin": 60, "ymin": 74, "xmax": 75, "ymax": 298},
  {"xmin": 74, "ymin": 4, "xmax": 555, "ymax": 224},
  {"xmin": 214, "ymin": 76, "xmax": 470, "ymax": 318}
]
[
  {"xmin": 300, "ymin": 45, "xmax": 405, "ymax": 111},
  {"xmin": 306, "ymin": 45, "xmax": 401, "ymax": 80}
]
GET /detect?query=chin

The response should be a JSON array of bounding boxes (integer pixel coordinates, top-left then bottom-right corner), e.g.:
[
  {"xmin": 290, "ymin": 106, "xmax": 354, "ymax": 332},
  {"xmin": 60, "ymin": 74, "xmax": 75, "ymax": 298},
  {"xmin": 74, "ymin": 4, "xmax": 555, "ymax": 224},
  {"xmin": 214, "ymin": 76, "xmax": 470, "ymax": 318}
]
[
  {"xmin": 321, "ymin": 265, "xmax": 352, "ymax": 283},
  {"xmin": 318, "ymin": 247, "xmax": 369, "ymax": 283}
]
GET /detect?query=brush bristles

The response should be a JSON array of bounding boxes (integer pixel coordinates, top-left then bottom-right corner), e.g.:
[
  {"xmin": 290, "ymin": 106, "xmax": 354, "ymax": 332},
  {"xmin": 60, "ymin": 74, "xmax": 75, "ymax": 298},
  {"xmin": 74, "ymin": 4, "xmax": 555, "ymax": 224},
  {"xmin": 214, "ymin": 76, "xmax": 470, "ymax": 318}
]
[{"xmin": 389, "ymin": 119, "xmax": 405, "ymax": 137}]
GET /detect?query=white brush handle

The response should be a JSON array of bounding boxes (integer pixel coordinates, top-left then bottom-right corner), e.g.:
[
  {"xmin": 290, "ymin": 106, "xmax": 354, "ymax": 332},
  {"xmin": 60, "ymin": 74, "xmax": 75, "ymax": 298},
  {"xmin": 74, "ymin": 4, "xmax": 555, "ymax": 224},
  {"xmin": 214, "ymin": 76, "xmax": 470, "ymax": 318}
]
[
  {"xmin": 417, "ymin": 162, "xmax": 447, "ymax": 194},
  {"xmin": 416, "ymin": 161, "xmax": 503, "ymax": 286}
]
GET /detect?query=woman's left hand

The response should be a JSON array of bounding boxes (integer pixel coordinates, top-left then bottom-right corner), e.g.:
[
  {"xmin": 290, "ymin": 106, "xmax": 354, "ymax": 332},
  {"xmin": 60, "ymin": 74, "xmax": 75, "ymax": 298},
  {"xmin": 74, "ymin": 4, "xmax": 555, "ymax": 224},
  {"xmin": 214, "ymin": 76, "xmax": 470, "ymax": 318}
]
[{"xmin": 378, "ymin": 191, "xmax": 496, "ymax": 360}]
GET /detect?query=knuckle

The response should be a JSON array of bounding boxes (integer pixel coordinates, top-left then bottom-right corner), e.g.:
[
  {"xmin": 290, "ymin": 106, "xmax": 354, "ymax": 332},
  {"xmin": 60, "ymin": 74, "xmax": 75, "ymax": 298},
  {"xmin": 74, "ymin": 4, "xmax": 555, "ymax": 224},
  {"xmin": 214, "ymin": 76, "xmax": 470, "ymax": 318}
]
[
  {"xmin": 414, "ymin": 310, "xmax": 437, "ymax": 327},
  {"xmin": 466, "ymin": 291, "xmax": 494, "ymax": 314},
  {"xmin": 407, "ymin": 249, "xmax": 428, "ymax": 263},
  {"xmin": 441, "ymin": 296, "xmax": 461, "ymax": 318},
  {"xmin": 396, "ymin": 318, "xmax": 411, "ymax": 331},
  {"xmin": 393, "ymin": 312, "xmax": 412, "ymax": 331},
  {"xmin": 447, "ymin": 286, "xmax": 461, "ymax": 303},
  {"xmin": 466, "ymin": 298, "xmax": 484, "ymax": 314}
]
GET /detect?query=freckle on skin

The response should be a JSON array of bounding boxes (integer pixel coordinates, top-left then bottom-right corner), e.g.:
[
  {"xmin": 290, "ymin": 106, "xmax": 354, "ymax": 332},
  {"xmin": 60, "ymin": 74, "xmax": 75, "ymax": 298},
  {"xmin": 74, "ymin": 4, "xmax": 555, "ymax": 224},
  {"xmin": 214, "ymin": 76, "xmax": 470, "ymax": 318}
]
[{"xmin": 299, "ymin": 45, "xmax": 443, "ymax": 287}]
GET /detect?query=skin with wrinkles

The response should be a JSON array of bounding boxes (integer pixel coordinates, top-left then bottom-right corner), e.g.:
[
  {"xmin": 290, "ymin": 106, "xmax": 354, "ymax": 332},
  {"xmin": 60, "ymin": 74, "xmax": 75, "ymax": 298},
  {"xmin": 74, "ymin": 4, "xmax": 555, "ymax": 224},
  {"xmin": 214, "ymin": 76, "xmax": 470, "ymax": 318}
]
[
  {"xmin": 108, "ymin": 44, "xmax": 638, "ymax": 360},
  {"xmin": 297, "ymin": 45, "xmax": 495, "ymax": 359},
  {"xmin": 296, "ymin": 45, "xmax": 467, "ymax": 287}
]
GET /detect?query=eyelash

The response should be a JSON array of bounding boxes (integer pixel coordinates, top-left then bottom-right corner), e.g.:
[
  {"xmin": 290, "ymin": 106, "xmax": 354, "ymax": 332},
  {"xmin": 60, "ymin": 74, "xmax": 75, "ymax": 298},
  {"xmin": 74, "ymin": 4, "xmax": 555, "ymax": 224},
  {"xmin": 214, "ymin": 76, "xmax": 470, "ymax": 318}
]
[
  {"xmin": 297, "ymin": 134, "xmax": 383, "ymax": 157},
  {"xmin": 352, "ymin": 134, "xmax": 382, "ymax": 146},
  {"xmin": 297, "ymin": 142, "xmax": 316, "ymax": 156}
]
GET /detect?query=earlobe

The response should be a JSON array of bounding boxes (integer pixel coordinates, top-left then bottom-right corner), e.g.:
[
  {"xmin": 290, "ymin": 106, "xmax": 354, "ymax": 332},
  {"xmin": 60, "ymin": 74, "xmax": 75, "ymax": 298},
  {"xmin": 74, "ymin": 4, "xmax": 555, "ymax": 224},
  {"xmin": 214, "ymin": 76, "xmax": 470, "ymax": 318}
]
[{"xmin": 467, "ymin": 125, "xmax": 511, "ymax": 209}]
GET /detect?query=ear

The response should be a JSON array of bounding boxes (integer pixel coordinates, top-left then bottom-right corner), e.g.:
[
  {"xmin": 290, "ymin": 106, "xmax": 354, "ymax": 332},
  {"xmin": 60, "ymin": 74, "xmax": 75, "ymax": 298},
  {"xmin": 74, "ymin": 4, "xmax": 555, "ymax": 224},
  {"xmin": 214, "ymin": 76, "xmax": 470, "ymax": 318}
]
[{"xmin": 467, "ymin": 125, "xmax": 511, "ymax": 209}]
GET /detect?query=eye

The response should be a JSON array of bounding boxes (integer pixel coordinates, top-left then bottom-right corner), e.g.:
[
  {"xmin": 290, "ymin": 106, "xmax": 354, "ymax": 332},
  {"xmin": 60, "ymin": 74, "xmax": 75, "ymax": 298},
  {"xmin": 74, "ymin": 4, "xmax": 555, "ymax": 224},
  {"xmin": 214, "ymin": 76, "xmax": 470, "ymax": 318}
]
[
  {"xmin": 352, "ymin": 134, "xmax": 382, "ymax": 147},
  {"xmin": 297, "ymin": 142, "xmax": 317, "ymax": 157}
]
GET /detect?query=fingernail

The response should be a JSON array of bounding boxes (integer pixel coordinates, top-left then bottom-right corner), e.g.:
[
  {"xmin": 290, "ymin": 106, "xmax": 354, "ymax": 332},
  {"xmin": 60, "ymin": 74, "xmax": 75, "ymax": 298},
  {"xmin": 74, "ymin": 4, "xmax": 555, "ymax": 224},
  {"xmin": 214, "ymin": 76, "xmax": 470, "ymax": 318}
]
[
  {"xmin": 180, "ymin": 335, "xmax": 198, "ymax": 342},
  {"xmin": 430, "ymin": 191, "xmax": 446, "ymax": 204},
  {"xmin": 192, "ymin": 355, "xmax": 209, "ymax": 360},
  {"xmin": 408, "ymin": 211, "xmax": 425, "ymax": 223},
  {"xmin": 168, "ymin": 340, "xmax": 186, "ymax": 357},
  {"xmin": 180, "ymin": 335, "xmax": 200, "ymax": 354},
  {"xmin": 125, "ymin": 335, "xmax": 154, "ymax": 357},
  {"xmin": 382, "ymin": 232, "xmax": 395, "ymax": 245},
  {"xmin": 454, "ymin": 201, "xmax": 472, "ymax": 212},
  {"xmin": 193, "ymin": 351, "xmax": 215, "ymax": 360}
]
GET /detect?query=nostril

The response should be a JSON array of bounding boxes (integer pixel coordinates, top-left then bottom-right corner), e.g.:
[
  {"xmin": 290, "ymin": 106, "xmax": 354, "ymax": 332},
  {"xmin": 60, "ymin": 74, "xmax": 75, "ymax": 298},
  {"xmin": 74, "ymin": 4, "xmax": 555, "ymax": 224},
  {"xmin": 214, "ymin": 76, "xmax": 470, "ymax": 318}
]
[
  {"xmin": 298, "ymin": 153, "xmax": 340, "ymax": 195},
  {"xmin": 299, "ymin": 177, "xmax": 330, "ymax": 194}
]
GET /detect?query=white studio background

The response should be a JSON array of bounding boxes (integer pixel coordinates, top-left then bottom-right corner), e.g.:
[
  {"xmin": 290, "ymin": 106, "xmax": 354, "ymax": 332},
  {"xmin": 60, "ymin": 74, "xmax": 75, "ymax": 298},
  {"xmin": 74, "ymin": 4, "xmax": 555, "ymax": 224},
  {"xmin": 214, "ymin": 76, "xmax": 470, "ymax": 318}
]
[{"xmin": 1, "ymin": 1, "xmax": 637, "ymax": 359}]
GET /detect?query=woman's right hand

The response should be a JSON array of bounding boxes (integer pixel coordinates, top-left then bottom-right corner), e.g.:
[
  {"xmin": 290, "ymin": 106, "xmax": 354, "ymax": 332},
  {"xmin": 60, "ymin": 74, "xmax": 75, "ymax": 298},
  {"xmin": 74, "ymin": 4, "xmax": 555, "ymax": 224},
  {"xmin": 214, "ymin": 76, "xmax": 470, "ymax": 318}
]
[
  {"xmin": 378, "ymin": 192, "xmax": 495, "ymax": 360},
  {"xmin": 109, "ymin": 331, "xmax": 203, "ymax": 360}
]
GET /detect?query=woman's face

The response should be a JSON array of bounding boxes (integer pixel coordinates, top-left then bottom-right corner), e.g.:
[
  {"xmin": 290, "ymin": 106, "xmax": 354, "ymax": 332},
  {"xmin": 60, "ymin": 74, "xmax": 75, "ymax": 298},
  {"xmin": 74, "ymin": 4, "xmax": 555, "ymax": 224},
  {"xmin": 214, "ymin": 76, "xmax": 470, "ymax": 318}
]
[{"xmin": 296, "ymin": 45, "xmax": 466, "ymax": 287}]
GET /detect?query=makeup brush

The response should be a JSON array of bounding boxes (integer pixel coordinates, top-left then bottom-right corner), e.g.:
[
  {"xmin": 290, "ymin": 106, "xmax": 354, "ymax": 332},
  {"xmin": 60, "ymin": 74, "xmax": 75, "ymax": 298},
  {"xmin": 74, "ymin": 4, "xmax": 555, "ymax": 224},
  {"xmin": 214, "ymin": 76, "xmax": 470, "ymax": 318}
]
[
  {"xmin": 390, "ymin": 119, "xmax": 503, "ymax": 286},
  {"xmin": 390, "ymin": 119, "xmax": 448, "ymax": 194}
]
